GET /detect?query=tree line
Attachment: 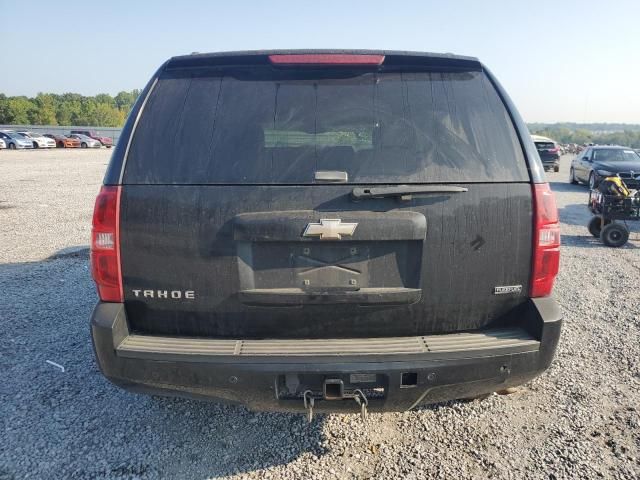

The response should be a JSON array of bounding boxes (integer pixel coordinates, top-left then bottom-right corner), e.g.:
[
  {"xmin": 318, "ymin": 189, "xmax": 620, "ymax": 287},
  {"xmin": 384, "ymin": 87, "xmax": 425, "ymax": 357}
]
[
  {"xmin": 2, "ymin": 92, "xmax": 640, "ymax": 147},
  {"xmin": 528, "ymin": 122, "xmax": 640, "ymax": 133},
  {"xmin": 0, "ymin": 91, "xmax": 140, "ymax": 127},
  {"xmin": 529, "ymin": 125, "xmax": 640, "ymax": 148}
]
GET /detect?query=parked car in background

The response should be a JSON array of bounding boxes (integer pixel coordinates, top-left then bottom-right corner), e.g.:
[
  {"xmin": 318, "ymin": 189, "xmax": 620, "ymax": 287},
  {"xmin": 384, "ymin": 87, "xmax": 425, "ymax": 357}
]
[
  {"xmin": 531, "ymin": 135, "xmax": 560, "ymax": 172},
  {"xmin": 0, "ymin": 130, "xmax": 34, "ymax": 149},
  {"xmin": 68, "ymin": 133, "xmax": 102, "ymax": 148},
  {"xmin": 570, "ymin": 145, "xmax": 640, "ymax": 189},
  {"xmin": 44, "ymin": 133, "xmax": 81, "ymax": 148},
  {"xmin": 0, "ymin": 139, "xmax": 6, "ymax": 149},
  {"xmin": 17, "ymin": 131, "xmax": 56, "ymax": 148},
  {"xmin": 70, "ymin": 130, "xmax": 113, "ymax": 148}
]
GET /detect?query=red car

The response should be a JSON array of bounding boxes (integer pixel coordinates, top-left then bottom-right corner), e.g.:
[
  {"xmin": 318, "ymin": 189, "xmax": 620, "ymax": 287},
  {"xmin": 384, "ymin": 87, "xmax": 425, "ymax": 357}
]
[
  {"xmin": 70, "ymin": 130, "xmax": 113, "ymax": 148},
  {"xmin": 44, "ymin": 134, "xmax": 81, "ymax": 148}
]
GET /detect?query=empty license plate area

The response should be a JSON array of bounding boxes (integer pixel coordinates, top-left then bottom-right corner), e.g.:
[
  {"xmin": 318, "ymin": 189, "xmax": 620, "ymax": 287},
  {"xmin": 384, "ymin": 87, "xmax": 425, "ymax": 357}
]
[
  {"xmin": 294, "ymin": 244, "xmax": 369, "ymax": 290},
  {"xmin": 248, "ymin": 243, "xmax": 369, "ymax": 290},
  {"xmin": 245, "ymin": 241, "xmax": 418, "ymax": 291}
]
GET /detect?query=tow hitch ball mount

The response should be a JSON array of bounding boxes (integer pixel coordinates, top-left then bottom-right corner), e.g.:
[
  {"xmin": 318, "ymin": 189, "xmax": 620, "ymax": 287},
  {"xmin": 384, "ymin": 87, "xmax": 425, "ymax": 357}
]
[{"xmin": 303, "ymin": 381, "xmax": 369, "ymax": 423}]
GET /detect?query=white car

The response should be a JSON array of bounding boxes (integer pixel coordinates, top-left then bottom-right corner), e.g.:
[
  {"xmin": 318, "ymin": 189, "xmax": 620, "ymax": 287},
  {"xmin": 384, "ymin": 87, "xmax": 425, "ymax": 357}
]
[
  {"xmin": 68, "ymin": 133, "xmax": 102, "ymax": 148},
  {"xmin": 0, "ymin": 139, "xmax": 5, "ymax": 149},
  {"xmin": 0, "ymin": 130, "xmax": 34, "ymax": 149},
  {"xmin": 17, "ymin": 131, "xmax": 56, "ymax": 148}
]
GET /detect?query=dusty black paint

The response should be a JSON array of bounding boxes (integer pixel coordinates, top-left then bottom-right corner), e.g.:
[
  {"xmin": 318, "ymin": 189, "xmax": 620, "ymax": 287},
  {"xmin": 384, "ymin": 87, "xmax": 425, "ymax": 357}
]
[
  {"xmin": 92, "ymin": 50, "xmax": 562, "ymax": 411},
  {"xmin": 119, "ymin": 183, "xmax": 532, "ymax": 338},
  {"xmin": 110, "ymin": 51, "xmax": 536, "ymax": 338}
]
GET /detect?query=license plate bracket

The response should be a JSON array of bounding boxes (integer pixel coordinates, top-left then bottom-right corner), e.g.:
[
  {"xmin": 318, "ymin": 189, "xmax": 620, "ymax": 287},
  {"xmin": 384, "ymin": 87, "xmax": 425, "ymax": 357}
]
[{"xmin": 293, "ymin": 244, "xmax": 369, "ymax": 289}]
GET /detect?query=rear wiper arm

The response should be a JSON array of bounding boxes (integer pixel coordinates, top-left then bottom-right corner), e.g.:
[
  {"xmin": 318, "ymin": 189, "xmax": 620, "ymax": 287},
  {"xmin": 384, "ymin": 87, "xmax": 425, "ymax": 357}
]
[{"xmin": 351, "ymin": 185, "xmax": 468, "ymax": 201}]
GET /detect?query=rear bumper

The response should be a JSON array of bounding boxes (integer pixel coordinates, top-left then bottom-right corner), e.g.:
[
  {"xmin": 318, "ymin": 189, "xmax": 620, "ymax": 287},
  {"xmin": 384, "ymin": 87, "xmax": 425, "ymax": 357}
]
[
  {"xmin": 541, "ymin": 158, "xmax": 560, "ymax": 167},
  {"xmin": 91, "ymin": 298, "xmax": 562, "ymax": 412}
]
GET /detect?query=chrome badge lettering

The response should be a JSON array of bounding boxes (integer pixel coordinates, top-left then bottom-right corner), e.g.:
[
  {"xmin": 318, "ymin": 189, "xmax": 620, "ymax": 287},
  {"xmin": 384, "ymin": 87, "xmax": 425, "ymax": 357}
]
[
  {"xmin": 132, "ymin": 289, "xmax": 195, "ymax": 299},
  {"xmin": 493, "ymin": 285, "xmax": 522, "ymax": 295},
  {"xmin": 302, "ymin": 219, "xmax": 358, "ymax": 240}
]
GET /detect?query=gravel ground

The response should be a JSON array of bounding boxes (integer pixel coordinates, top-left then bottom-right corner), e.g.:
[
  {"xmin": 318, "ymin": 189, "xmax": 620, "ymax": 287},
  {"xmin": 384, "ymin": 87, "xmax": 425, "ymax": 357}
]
[
  {"xmin": 0, "ymin": 148, "xmax": 108, "ymax": 263},
  {"xmin": 1, "ymin": 151, "xmax": 639, "ymax": 479}
]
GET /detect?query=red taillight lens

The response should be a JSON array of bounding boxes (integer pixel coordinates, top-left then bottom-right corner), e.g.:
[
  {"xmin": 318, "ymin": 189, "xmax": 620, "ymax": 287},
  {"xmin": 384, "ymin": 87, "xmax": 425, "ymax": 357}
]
[
  {"xmin": 90, "ymin": 186, "xmax": 123, "ymax": 302},
  {"xmin": 549, "ymin": 147, "xmax": 559, "ymax": 154},
  {"xmin": 268, "ymin": 54, "xmax": 385, "ymax": 65},
  {"xmin": 530, "ymin": 183, "xmax": 560, "ymax": 297}
]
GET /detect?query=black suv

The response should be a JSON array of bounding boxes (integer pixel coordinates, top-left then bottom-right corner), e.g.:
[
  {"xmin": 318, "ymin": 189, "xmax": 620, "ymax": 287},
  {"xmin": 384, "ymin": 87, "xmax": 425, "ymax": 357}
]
[
  {"xmin": 532, "ymin": 135, "xmax": 561, "ymax": 172},
  {"xmin": 90, "ymin": 50, "xmax": 561, "ymax": 416}
]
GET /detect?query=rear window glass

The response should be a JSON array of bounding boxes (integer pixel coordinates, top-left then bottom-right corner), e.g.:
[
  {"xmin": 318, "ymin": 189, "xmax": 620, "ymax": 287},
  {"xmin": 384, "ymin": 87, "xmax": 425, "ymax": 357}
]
[
  {"xmin": 535, "ymin": 142, "xmax": 555, "ymax": 150},
  {"xmin": 124, "ymin": 69, "xmax": 528, "ymax": 184}
]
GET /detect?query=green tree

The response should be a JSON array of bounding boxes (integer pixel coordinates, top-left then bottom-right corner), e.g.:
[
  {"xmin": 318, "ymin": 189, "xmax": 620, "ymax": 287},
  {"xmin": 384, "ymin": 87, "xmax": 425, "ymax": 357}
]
[
  {"xmin": 92, "ymin": 103, "xmax": 125, "ymax": 127},
  {"xmin": 0, "ymin": 95, "xmax": 9, "ymax": 123},
  {"xmin": 56, "ymin": 100, "xmax": 82, "ymax": 126},
  {"xmin": 530, "ymin": 124, "xmax": 640, "ymax": 148},
  {"xmin": 114, "ymin": 90, "xmax": 139, "ymax": 113},
  {"xmin": 3, "ymin": 97, "xmax": 35, "ymax": 124},
  {"xmin": 30, "ymin": 93, "xmax": 58, "ymax": 125},
  {"xmin": 95, "ymin": 93, "xmax": 114, "ymax": 105}
]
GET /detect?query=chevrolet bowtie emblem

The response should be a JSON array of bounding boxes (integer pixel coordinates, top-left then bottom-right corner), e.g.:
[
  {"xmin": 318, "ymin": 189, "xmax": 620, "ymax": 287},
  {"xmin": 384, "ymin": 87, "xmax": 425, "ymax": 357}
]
[{"xmin": 302, "ymin": 219, "xmax": 358, "ymax": 240}]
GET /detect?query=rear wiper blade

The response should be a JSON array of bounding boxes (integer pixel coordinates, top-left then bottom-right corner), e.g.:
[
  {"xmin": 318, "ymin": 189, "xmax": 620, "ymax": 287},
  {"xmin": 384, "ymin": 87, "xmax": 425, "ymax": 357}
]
[{"xmin": 351, "ymin": 185, "xmax": 468, "ymax": 200}]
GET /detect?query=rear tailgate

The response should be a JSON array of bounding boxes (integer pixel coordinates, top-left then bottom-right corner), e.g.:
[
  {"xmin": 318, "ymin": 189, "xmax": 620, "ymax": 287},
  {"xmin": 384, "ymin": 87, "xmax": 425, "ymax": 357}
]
[
  {"xmin": 535, "ymin": 142, "xmax": 558, "ymax": 160},
  {"xmin": 118, "ymin": 53, "xmax": 532, "ymax": 339}
]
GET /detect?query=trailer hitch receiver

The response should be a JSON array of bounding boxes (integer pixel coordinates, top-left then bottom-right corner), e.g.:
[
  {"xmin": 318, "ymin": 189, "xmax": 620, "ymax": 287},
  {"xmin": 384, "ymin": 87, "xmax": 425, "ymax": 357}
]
[{"xmin": 302, "ymin": 385, "xmax": 369, "ymax": 423}]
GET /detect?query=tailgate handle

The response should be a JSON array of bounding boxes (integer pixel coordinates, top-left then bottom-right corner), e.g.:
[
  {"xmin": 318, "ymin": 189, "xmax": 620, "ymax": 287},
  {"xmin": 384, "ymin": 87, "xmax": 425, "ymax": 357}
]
[
  {"xmin": 352, "ymin": 185, "xmax": 468, "ymax": 200},
  {"xmin": 315, "ymin": 170, "xmax": 348, "ymax": 183}
]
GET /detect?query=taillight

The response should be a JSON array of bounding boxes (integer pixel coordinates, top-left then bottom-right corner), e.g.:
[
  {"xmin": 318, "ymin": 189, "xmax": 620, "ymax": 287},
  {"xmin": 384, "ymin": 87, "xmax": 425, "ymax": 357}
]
[
  {"xmin": 268, "ymin": 54, "xmax": 385, "ymax": 65},
  {"xmin": 90, "ymin": 186, "xmax": 123, "ymax": 302},
  {"xmin": 530, "ymin": 183, "xmax": 560, "ymax": 297},
  {"xmin": 549, "ymin": 147, "xmax": 559, "ymax": 154}
]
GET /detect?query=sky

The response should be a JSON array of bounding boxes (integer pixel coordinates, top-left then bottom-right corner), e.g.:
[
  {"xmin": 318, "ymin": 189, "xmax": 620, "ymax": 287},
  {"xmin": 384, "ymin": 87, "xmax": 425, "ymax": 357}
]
[{"xmin": 2, "ymin": 0, "xmax": 639, "ymax": 123}]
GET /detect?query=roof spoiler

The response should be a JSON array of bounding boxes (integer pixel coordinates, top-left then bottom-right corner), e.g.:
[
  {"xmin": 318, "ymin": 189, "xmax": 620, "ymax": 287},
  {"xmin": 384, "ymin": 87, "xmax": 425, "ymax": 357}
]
[{"xmin": 165, "ymin": 49, "xmax": 482, "ymax": 71}]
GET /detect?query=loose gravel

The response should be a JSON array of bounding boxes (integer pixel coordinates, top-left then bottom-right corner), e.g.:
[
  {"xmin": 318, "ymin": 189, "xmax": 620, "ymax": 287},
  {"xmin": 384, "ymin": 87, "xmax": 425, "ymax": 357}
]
[
  {"xmin": 0, "ymin": 151, "xmax": 639, "ymax": 479},
  {"xmin": 0, "ymin": 148, "xmax": 107, "ymax": 264}
]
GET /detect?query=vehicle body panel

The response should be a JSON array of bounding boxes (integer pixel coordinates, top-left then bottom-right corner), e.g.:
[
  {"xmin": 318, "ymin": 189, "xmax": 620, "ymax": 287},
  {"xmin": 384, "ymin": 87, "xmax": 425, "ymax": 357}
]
[
  {"xmin": 571, "ymin": 146, "xmax": 640, "ymax": 187},
  {"xmin": 0, "ymin": 130, "xmax": 33, "ymax": 149},
  {"xmin": 71, "ymin": 129, "xmax": 113, "ymax": 147},
  {"xmin": 92, "ymin": 297, "xmax": 561, "ymax": 411},
  {"xmin": 17, "ymin": 131, "xmax": 56, "ymax": 148},
  {"xmin": 91, "ymin": 50, "xmax": 560, "ymax": 411},
  {"xmin": 120, "ymin": 183, "xmax": 533, "ymax": 338},
  {"xmin": 69, "ymin": 133, "xmax": 102, "ymax": 148},
  {"xmin": 532, "ymin": 135, "xmax": 560, "ymax": 171},
  {"xmin": 118, "ymin": 56, "xmax": 533, "ymax": 339},
  {"xmin": 44, "ymin": 133, "xmax": 81, "ymax": 148}
]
